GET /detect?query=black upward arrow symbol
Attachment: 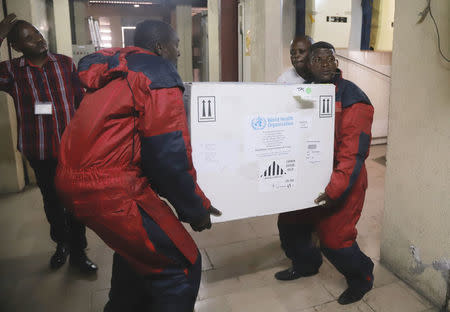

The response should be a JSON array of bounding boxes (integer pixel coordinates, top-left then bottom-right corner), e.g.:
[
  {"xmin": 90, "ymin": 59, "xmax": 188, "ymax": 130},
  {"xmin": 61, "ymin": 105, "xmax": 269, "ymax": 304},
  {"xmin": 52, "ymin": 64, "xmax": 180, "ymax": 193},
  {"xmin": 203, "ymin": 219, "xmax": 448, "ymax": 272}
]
[
  {"xmin": 208, "ymin": 100, "xmax": 212, "ymax": 117},
  {"xmin": 202, "ymin": 100, "xmax": 206, "ymax": 117}
]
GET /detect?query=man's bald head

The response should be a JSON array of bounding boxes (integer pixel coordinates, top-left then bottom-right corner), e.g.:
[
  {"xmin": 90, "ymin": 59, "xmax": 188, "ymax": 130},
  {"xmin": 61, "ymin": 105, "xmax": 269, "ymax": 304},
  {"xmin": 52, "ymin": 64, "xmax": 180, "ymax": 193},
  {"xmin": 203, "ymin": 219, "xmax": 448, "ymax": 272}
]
[
  {"xmin": 291, "ymin": 35, "xmax": 313, "ymax": 47},
  {"xmin": 134, "ymin": 20, "xmax": 180, "ymax": 65},
  {"xmin": 290, "ymin": 36, "xmax": 313, "ymax": 78}
]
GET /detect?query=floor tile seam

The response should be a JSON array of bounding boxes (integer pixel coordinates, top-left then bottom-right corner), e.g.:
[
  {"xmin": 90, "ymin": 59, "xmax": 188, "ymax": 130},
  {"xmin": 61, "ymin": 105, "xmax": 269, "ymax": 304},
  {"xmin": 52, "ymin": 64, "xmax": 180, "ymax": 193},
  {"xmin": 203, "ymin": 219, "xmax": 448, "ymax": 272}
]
[
  {"xmin": 317, "ymin": 276, "xmax": 339, "ymax": 300},
  {"xmin": 364, "ymin": 299, "xmax": 377, "ymax": 312},
  {"xmin": 202, "ymin": 235, "xmax": 280, "ymax": 250},
  {"xmin": 254, "ymin": 283, "xmax": 334, "ymax": 311},
  {"xmin": 299, "ymin": 298, "xmax": 337, "ymax": 312},
  {"xmin": 207, "ymin": 260, "xmax": 286, "ymax": 273},
  {"xmin": 202, "ymin": 248, "xmax": 215, "ymax": 271},
  {"xmin": 197, "ymin": 233, "xmax": 262, "ymax": 246},
  {"xmin": 375, "ymin": 262, "xmax": 417, "ymax": 288},
  {"xmin": 195, "ymin": 293, "xmax": 234, "ymax": 310},
  {"xmin": 363, "ymin": 280, "xmax": 434, "ymax": 310},
  {"xmin": 89, "ymin": 289, "xmax": 94, "ymax": 312},
  {"xmin": 395, "ymin": 280, "xmax": 435, "ymax": 308},
  {"xmin": 0, "ymin": 250, "xmax": 52, "ymax": 262},
  {"xmin": 196, "ymin": 282, "xmax": 268, "ymax": 302},
  {"xmin": 362, "ymin": 298, "xmax": 381, "ymax": 312},
  {"xmin": 372, "ymin": 279, "xmax": 400, "ymax": 290},
  {"xmin": 246, "ymin": 220, "xmax": 261, "ymax": 238}
]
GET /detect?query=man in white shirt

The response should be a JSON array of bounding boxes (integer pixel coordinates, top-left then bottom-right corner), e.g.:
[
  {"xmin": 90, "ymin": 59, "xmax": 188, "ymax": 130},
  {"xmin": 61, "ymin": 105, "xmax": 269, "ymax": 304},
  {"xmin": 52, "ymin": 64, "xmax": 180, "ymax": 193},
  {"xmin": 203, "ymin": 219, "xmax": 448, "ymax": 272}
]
[
  {"xmin": 275, "ymin": 35, "xmax": 315, "ymax": 282},
  {"xmin": 277, "ymin": 36, "xmax": 313, "ymax": 83}
]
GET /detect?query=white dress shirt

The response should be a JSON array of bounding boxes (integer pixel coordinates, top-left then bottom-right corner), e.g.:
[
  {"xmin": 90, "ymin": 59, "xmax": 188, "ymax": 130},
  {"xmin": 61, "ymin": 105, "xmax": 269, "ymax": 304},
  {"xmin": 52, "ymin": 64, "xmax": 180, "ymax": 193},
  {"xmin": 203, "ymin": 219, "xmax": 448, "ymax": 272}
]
[{"xmin": 277, "ymin": 67, "xmax": 306, "ymax": 84}]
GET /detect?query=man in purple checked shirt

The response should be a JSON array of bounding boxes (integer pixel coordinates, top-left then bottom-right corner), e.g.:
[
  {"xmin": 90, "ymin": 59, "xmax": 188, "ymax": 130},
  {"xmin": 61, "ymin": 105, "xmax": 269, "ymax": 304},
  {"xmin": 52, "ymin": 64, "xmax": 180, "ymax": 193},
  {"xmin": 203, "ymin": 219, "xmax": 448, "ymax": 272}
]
[{"xmin": 0, "ymin": 13, "xmax": 96, "ymax": 273}]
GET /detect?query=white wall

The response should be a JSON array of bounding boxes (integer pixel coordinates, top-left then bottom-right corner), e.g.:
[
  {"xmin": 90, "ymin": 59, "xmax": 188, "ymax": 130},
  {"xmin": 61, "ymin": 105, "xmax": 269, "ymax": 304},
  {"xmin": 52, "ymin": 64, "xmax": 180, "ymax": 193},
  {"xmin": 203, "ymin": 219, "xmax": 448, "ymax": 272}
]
[
  {"xmin": 6, "ymin": 0, "xmax": 48, "ymax": 42},
  {"xmin": 53, "ymin": 0, "xmax": 72, "ymax": 57},
  {"xmin": 176, "ymin": 4, "xmax": 193, "ymax": 82},
  {"xmin": 0, "ymin": 0, "xmax": 71, "ymax": 193},
  {"xmin": 0, "ymin": 2, "xmax": 25, "ymax": 193},
  {"xmin": 381, "ymin": 0, "xmax": 450, "ymax": 307},
  {"xmin": 0, "ymin": 0, "xmax": 53, "ymax": 192},
  {"xmin": 248, "ymin": 0, "xmax": 266, "ymax": 82},
  {"xmin": 263, "ymin": 0, "xmax": 283, "ymax": 82},
  {"xmin": 73, "ymin": 0, "xmax": 90, "ymax": 45},
  {"xmin": 281, "ymin": 0, "xmax": 296, "ymax": 73},
  {"xmin": 336, "ymin": 50, "xmax": 391, "ymax": 140},
  {"xmin": 240, "ymin": 0, "xmax": 294, "ymax": 82},
  {"xmin": 207, "ymin": 0, "xmax": 220, "ymax": 81},
  {"xmin": 307, "ymin": 0, "xmax": 352, "ymax": 49},
  {"xmin": 30, "ymin": 0, "xmax": 49, "ymax": 42}
]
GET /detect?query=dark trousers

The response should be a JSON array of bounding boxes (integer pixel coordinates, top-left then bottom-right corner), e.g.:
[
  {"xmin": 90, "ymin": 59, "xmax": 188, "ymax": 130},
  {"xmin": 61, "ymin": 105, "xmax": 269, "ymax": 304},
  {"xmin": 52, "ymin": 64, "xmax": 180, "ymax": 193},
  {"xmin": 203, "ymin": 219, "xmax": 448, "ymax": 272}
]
[
  {"xmin": 278, "ymin": 213, "xmax": 374, "ymax": 288},
  {"xmin": 104, "ymin": 252, "xmax": 201, "ymax": 312},
  {"xmin": 29, "ymin": 159, "xmax": 87, "ymax": 252},
  {"xmin": 104, "ymin": 206, "xmax": 201, "ymax": 311},
  {"xmin": 278, "ymin": 221, "xmax": 323, "ymax": 274}
]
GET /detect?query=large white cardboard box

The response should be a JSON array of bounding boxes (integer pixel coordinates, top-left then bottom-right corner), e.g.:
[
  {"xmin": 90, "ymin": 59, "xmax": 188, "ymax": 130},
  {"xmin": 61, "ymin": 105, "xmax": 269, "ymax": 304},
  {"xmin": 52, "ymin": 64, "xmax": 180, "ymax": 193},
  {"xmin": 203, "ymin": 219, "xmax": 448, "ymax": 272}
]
[{"xmin": 185, "ymin": 83, "xmax": 335, "ymax": 223}]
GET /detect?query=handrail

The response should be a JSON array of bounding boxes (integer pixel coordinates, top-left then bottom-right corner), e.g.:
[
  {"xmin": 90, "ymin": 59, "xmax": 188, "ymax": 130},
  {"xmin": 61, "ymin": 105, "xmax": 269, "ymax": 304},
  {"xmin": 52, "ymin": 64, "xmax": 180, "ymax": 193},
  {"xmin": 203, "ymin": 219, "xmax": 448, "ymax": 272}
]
[{"xmin": 336, "ymin": 53, "xmax": 391, "ymax": 79}]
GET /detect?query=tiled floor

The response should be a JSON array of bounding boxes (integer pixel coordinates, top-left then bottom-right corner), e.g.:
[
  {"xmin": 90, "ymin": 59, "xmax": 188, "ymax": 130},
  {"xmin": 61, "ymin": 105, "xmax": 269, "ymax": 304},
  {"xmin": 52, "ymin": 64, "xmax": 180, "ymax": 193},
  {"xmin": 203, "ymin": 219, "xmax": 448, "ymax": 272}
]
[{"xmin": 0, "ymin": 145, "xmax": 440, "ymax": 311}]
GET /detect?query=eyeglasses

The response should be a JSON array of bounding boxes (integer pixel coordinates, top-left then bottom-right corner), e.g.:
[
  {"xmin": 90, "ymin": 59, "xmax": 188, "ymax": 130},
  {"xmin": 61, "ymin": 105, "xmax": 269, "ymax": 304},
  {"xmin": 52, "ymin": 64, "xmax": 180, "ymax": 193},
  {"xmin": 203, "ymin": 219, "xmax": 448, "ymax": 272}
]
[{"xmin": 311, "ymin": 56, "xmax": 337, "ymax": 65}]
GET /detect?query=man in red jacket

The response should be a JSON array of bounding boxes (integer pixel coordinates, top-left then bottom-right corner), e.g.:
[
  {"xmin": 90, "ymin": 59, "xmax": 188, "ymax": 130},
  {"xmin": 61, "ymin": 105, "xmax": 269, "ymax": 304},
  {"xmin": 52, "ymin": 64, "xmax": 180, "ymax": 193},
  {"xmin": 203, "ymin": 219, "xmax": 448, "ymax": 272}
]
[
  {"xmin": 55, "ymin": 20, "xmax": 220, "ymax": 311},
  {"xmin": 275, "ymin": 41, "xmax": 374, "ymax": 305}
]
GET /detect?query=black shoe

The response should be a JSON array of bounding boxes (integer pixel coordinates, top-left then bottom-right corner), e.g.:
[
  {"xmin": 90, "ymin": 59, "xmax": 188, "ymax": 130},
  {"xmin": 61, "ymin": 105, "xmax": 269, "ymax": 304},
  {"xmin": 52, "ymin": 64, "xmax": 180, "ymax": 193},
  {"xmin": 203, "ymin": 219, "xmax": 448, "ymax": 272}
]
[
  {"xmin": 338, "ymin": 283, "xmax": 373, "ymax": 305},
  {"xmin": 50, "ymin": 243, "xmax": 69, "ymax": 269},
  {"xmin": 274, "ymin": 267, "xmax": 319, "ymax": 281},
  {"xmin": 69, "ymin": 252, "xmax": 98, "ymax": 274}
]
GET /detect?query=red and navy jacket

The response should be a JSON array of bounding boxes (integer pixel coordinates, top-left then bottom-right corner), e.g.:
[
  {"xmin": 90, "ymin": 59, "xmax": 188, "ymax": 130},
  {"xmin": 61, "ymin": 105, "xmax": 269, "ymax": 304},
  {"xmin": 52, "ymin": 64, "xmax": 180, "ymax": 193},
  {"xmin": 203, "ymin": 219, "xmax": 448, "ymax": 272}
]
[
  {"xmin": 55, "ymin": 47, "xmax": 210, "ymax": 273},
  {"xmin": 310, "ymin": 70, "xmax": 374, "ymax": 201}
]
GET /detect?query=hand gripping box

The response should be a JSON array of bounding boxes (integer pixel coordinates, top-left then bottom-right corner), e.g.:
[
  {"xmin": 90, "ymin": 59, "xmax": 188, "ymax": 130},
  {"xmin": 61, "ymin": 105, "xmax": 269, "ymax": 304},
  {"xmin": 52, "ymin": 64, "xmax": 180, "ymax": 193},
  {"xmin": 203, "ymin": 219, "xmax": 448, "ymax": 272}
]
[{"xmin": 184, "ymin": 83, "xmax": 335, "ymax": 223}]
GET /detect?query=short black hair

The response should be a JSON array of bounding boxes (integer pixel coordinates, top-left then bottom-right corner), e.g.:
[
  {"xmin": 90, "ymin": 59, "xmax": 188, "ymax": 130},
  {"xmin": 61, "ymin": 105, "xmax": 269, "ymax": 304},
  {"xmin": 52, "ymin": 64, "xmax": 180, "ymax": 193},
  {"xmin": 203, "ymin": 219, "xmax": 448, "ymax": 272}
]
[
  {"xmin": 134, "ymin": 20, "xmax": 175, "ymax": 51},
  {"xmin": 6, "ymin": 20, "xmax": 31, "ymax": 44},
  {"xmin": 309, "ymin": 41, "xmax": 336, "ymax": 54}
]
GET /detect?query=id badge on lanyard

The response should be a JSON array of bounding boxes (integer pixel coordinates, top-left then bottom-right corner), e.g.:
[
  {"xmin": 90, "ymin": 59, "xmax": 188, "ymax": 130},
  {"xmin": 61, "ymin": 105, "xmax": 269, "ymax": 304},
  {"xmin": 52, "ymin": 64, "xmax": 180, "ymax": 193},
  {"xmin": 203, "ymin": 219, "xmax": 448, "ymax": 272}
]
[{"xmin": 34, "ymin": 101, "xmax": 53, "ymax": 115}]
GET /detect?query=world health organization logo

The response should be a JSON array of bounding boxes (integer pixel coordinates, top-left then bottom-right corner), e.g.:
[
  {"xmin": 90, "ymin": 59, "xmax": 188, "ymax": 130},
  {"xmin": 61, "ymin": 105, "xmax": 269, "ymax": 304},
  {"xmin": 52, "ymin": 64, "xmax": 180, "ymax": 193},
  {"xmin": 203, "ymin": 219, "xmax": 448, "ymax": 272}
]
[{"xmin": 251, "ymin": 116, "xmax": 267, "ymax": 130}]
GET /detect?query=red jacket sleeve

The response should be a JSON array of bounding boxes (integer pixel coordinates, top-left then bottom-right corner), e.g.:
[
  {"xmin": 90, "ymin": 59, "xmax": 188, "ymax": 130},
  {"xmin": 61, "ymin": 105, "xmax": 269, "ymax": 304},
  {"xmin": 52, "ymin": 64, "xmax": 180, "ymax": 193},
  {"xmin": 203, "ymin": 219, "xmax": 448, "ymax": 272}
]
[
  {"xmin": 325, "ymin": 102, "xmax": 374, "ymax": 200},
  {"xmin": 138, "ymin": 79, "xmax": 211, "ymax": 224}
]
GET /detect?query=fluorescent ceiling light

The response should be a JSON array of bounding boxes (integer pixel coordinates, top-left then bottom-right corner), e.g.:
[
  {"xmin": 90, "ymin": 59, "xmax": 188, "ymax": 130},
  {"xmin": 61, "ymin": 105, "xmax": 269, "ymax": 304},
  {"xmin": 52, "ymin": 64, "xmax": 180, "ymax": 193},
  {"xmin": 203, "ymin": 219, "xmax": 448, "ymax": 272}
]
[{"xmin": 89, "ymin": 1, "xmax": 154, "ymax": 5}]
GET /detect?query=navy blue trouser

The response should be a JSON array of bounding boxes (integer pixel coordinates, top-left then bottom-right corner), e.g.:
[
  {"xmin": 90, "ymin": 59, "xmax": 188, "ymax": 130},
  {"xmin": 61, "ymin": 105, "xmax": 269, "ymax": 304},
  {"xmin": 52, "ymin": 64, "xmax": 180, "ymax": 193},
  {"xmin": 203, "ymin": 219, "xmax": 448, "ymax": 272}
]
[
  {"xmin": 104, "ymin": 207, "xmax": 201, "ymax": 312},
  {"xmin": 104, "ymin": 252, "xmax": 201, "ymax": 312},
  {"xmin": 278, "ymin": 218, "xmax": 374, "ymax": 288}
]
